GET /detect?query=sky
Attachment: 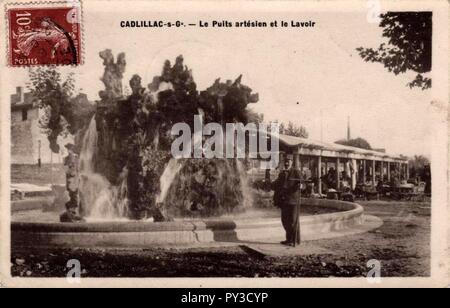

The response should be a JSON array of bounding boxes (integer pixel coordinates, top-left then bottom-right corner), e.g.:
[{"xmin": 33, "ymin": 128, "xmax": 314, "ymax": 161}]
[{"xmin": 3, "ymin": 2, "xmax": 434, "ymax": 158}]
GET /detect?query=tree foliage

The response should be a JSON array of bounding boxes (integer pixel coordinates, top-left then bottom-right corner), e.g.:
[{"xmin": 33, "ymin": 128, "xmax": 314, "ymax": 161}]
[
  {"xmin": 279, "ymin": 121, "xmax": 309, "ymax": 138},
  {"xmin": 356, "ymin": 12, "xmax": 432, "ymax": 90},
  {"xmin": 408, "ymin": 155, "xmax": 430, "ymax": 179},
  {"xmin": 246, "ymin": 110, "xmax": 264, "ymax": 124},
  {"xmin": 335, "ymin": 137, "xmax": 372, "ymax": 150},
  {"xmin": 27, "ymin": 67, "xmax": 95, "ymax": 153}
]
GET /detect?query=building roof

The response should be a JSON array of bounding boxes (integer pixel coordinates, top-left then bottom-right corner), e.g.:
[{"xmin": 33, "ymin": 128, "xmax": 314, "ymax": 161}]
[
  {"xmin": 11, "ymin": 86, "xmax": 37, "ymax": 111},
  {"xmin": 277, "ymin": 133, "xmax": 407, "ymax": 161},
  {"xmin": 11, "ymin": 101, "xmax": 35, "ymax": 112}
]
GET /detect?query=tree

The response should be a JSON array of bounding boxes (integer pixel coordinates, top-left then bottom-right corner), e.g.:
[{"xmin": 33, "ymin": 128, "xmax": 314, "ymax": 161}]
[
  {"xmin": 279, "ymin": 121, "xmax": 309, "ymax": 138},
  {"xmin": 408, "ymin": 155, "xmax": 430, "ymax": 179},
  {"xmin": 27, "ymin": 67, "xmax": 95, "ymax": 153},
  {"xmin": 245, "ymin": 110, "xmax": 264, "ymax": 124},
  {"xmin": 356, "ymin": 12, "xmax": 432, "ymax": 90},
  {"xmin": 335, "ymin": 137, "xmax": 372, "ymax": 150}
]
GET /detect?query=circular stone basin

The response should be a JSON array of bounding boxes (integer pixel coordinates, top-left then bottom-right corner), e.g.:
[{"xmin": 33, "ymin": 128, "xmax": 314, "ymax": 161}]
[{"xmin": 11, "ymin": 198, "xmax": 368, "ymax": 248}]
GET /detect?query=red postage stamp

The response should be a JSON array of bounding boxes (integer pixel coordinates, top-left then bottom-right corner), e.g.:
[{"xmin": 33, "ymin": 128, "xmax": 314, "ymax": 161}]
[{"xmin": 7, "ymin": 3, "xmax": 82, "ymax": 67}]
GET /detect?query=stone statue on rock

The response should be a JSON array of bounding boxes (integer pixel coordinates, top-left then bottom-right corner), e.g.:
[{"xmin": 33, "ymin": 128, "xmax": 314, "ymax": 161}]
[
  {"xmin": 98, "ymin": 49, "xmax": 126, "ymax": 101},
  {"xmin": 60, "ymin": 143, "xmax": 85, "ymax": 223}
]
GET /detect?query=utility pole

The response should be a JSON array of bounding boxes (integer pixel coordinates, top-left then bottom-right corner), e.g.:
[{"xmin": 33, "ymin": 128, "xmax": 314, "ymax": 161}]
[
  {"xmin": 347, "ymin": 116, "xmax": 351, "ymax": 141},
  {"xmin": 320, "ymin": 109, "xmax": 323, "ymax": 142}
]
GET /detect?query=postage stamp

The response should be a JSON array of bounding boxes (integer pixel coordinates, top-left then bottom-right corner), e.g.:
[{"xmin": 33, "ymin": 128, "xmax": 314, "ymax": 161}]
[{"xmin": 6, "ymin": 1, "xmax": 82, "ymax": 67}]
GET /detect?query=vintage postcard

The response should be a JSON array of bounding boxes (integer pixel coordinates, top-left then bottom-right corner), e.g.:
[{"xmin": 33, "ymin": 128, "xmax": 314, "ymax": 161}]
[{"xmin": 0, "ymin": 0, "xmax": 449, "ymax": 289}]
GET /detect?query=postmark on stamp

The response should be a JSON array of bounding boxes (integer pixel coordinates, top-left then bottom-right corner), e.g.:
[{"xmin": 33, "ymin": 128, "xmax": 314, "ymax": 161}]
[{"xmin": 6, "ymin": 1, "xmax": 82, "ymax": 67}]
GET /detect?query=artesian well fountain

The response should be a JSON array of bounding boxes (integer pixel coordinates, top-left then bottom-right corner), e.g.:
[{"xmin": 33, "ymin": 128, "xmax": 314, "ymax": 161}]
[{"xmin": 11, "ymin": 50, "xmax": 381, "ymax": 247}]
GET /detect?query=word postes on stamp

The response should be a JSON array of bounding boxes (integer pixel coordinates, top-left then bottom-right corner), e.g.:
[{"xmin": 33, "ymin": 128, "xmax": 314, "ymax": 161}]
[{"xmin": 7, "ymin": 4, "xmax": 82, "ymax": 67}]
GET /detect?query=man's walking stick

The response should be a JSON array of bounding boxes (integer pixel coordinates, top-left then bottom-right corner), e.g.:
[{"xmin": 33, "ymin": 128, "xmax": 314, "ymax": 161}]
[{"xmin": 293, "ymin": 177, "xmax": 302, "ymax": 247}]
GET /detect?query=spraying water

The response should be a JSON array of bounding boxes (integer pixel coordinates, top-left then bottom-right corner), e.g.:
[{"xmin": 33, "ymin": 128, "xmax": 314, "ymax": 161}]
[
  {"xmin": 161, "ymin": 157, "xmax": 255, "ymax": 216},
  {"xmin": 156, "ymin": 158, "xmax": 183, "ymax": 204},
  {"xmin": 79, "ymin": 116, "xmax": 129, "ymax": 219},
  {"xmin": 236, "ymin": 159, "xmax": 254, "ymax": 208}
]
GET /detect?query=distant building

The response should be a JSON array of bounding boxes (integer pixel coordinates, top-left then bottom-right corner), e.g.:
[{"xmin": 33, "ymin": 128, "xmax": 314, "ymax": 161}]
[{"xmin": 10, "ymin": 86, "xmax": 89, "ymax": 165}]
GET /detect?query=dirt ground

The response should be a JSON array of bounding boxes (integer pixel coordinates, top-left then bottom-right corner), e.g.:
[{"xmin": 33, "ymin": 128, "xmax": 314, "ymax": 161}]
[{"xmin": 11, "ymin": 200, "xmax": 431, "ymax": 278}]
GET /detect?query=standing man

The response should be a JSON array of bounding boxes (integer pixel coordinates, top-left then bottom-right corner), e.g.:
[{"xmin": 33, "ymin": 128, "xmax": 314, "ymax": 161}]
[{"xmin": 272, "ymin": 157, "xmax": 302, "ymax": 246}]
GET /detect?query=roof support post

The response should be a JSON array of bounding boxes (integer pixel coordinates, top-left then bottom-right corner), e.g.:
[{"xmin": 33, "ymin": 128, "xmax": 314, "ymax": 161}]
[
  {"xmin": 351, "ymin": 159, "xmax": 357, "ymax": 190},
  {"xmin": 317, "ymin": 155, "xmax": 322, "ymax": 195},
  {"xmin": 387, "ymin": 162, "xmax": 391, "ymax": 182},
  {"xmin": 363, "ymin": 159, "xmax": 367, "ymax": 184},
  {"xmin": 372, "ymin": 160, "xmax": 376, "ymax": 188},
  {"xmin": 336, "ymin": 157, "xmax": 341, "ymax": 190}
]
